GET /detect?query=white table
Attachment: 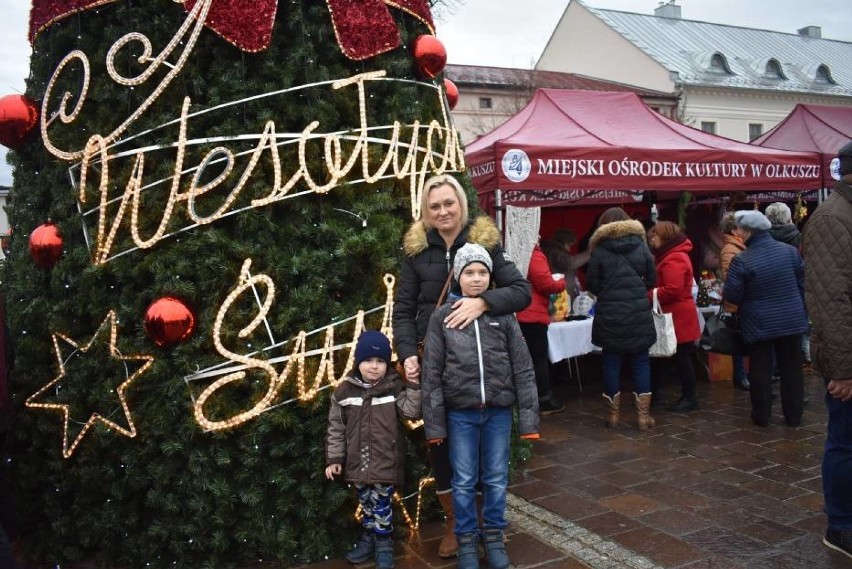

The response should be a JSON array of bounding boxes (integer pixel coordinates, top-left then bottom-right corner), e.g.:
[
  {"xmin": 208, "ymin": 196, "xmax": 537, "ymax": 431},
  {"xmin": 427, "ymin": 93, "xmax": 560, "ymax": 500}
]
[
  {"xmin": 547, "ymin": 318, "xmax": 599, "ymax": 362},
  {"xmin": 546, "ymin": 318, "xmax": 599, "ymax": 392}
]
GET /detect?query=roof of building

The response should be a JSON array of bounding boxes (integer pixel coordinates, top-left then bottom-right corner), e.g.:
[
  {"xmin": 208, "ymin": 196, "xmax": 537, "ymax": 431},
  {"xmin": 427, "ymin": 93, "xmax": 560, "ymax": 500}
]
[
  {"xmin": 581, "ymin": 1, "xmax": 852, "ymax": 96},
  {"xmin": 445, "ymin": 64, "xmax": 677, "ymax": 100}
]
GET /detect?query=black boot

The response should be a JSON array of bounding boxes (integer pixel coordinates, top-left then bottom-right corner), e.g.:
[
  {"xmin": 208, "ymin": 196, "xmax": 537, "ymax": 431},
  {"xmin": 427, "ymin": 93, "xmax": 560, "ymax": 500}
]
[
  {"xmin": 733, "ymin": 377, "xmax": 750, "ymax": 391},
  {"xmin": 345, "ymin": 530, "xmax": 375, "ymax": 564},
  {"xmin": 668, "ymin": 396, "xmax": 699, "ymax": 412}
]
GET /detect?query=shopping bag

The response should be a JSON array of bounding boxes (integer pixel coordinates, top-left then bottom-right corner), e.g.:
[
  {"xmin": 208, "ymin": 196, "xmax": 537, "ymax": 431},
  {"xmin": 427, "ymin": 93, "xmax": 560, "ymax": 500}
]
[
  {"xmin": 700, "ymin": 311, "xmax": 745, "ymax": 355},
  {"xmin": 649, "ymin": 289, "xmax": 677, "ymax": 358},
  {"xmin": 548, "ymin": 290, "xmax": 570, "ymax": 322}
]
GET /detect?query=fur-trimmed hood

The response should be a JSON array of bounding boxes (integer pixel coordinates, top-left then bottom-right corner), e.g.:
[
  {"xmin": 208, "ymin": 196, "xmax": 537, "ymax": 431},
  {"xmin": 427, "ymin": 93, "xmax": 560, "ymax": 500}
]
[
  {"xmin": 589, "ymin": 219, "xmax": 646, "ymax": 249},
  {"xmin": 403, "ymin": 215, "xmax": 501, "ymax": 257}
]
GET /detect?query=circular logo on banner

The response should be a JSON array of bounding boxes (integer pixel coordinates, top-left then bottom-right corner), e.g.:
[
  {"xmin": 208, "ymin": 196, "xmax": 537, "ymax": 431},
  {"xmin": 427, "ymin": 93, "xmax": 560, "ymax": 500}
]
[
  {"xmin": 830, "ymin": 157, "xmax": 842, "ymax": 181},
  {"xmin": 501, "ymin": 149, "xmax": 531, "ymax": 183}
]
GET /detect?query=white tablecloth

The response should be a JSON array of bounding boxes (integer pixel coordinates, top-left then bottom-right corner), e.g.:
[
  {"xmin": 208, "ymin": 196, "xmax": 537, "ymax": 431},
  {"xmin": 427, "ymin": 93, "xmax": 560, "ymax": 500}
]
[{"xmin": 547, "ymin": 318, "xmax": 599, "ymax": 363}]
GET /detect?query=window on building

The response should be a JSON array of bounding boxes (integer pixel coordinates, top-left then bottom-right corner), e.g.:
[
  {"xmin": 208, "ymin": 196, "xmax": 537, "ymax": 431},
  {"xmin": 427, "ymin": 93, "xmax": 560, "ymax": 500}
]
[
  {"xmin": 815, "ymin": 64, "xmax": 835, "ymax": 84},
  {"xmin": 764, "ymin": 59, "xmax": 785, "ymax": 79},
  {"xmin": 700, "ymin": 121, "xmax": 717, "ymax": 135},
  {"xmin": 749, "ymin": 123, "xmax": 764, "ymax": 141},
  {"xmin": 709, "ymin": 53, "xmax": 731, "ymax": 74},
  {"xmin": 478, "ymin": 97, "xmax": 492, "ymax": 109}
]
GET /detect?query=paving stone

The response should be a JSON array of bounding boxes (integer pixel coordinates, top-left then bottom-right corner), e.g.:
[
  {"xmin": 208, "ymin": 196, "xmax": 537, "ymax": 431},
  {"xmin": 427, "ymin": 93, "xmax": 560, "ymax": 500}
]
[
  {"xmin": 576, "ymin": 511, "xmax": 643, "ymax": 537},
  {"xmin": 637, "ymin": 508, "xmax": 713, "ymax": 536},
  {"xmin": 612, "ymin": 527, "xmax": 705, "ymax": 566},
  {"xmin": 599, "ymin": 493, "xmax": 665, "ymax": 517}
]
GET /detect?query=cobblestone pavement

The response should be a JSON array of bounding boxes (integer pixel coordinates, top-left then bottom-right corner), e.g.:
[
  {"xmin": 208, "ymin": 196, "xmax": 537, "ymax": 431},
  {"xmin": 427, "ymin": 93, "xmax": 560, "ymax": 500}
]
[{"xmin": 299, "ymin": 362, "xmax": 850, "ymax": 568}]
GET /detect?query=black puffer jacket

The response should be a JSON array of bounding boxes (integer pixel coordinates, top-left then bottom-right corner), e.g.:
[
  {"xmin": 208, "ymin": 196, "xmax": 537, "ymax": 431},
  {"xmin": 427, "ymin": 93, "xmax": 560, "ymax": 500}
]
[
  {"xmin": 393, "ymin": 216, "xmax": 531, "ymax": 361},
  {"xmin": 586, "ymin": 220, "xmax": 657, "ymax": 354},
  {"xmin": 769, "ymin": 223, "xmax": 802, "ymax": 247},
  {"xmin": 421, "ymin": 303, "xmax": 539, "ymax": 440}
]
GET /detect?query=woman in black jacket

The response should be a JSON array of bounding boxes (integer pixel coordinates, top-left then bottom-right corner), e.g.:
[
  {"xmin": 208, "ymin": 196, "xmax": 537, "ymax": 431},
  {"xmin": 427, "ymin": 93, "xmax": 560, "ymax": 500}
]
[
  {"xmin": 392, "ymin": 174, "xmax": 530, "ymax": 558},
  {"xmin": 586, "ymin": 207, "xmax": 657, "ymax": 430}
]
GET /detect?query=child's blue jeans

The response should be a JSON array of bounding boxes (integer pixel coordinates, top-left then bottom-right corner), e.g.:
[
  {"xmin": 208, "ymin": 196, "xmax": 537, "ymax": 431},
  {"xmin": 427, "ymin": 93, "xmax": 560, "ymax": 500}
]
[{"xmin": 447, "ymin": 406, "xmax": 512, "ymax": 535}]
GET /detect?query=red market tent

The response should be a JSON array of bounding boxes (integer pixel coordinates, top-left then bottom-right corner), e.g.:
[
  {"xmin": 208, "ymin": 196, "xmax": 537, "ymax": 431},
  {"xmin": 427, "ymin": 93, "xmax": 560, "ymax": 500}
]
[
  {"xmin": 752, "ymin": 103, "xmax": 852, "ymax": 189},
  {"xmin": 465, "ymin": 89, "xmax": 821, "ymax": 211}
]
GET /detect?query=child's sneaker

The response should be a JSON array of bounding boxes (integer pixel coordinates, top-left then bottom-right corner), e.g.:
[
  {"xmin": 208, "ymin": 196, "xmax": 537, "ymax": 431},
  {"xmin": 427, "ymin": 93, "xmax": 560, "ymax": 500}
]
[{"xmin": 824, "ymin": 528, "xmax": 852, "ymax": 560}]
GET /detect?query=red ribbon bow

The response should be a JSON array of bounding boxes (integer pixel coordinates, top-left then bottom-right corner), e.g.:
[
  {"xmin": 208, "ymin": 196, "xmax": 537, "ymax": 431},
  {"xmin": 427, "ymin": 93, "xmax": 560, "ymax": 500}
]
[{"xmin": 29, "ymin": 0, "xmax": 434, "ymax": 58}]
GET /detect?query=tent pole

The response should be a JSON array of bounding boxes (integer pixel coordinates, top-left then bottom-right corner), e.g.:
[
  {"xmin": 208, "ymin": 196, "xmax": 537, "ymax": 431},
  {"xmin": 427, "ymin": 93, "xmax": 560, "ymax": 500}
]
[{"xmin": 495, "ymin": 189, "xmax": 503, "ymax": 232}]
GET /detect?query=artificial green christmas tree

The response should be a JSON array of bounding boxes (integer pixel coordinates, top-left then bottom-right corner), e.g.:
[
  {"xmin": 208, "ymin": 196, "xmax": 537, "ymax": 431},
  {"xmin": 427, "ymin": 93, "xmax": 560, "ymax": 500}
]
[{"xmin": 2, "ymin": 0, "xmax": 464, "ymax": 565}]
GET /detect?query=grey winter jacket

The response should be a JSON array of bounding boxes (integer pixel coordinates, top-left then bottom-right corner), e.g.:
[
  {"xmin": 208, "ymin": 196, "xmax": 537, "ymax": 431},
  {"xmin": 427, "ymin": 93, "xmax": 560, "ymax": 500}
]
[
  {"xmin": 393, "ymin": 216, "xmax": 532, "ymax": 362},
  {"xmin": 325, "ymin": 369, "xmax": 421, "ymax": 486},
  {"xmin": 803, "ymin": 180, "xmax": 852, "ymax": 381},
  {"xmin": 586, "ymin": 220, "xmax": 657, "ymax": 354},
  {"xmin": 421, "ymin": 303, "xmax": 539, "ymax": 440}
]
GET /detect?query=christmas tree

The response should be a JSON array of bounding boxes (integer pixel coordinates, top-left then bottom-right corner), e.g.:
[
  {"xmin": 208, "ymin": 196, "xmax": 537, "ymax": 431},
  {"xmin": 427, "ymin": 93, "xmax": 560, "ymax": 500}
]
[{"xmin": 1, "ymin": 0, "xmax": 464, "ymax": 565}]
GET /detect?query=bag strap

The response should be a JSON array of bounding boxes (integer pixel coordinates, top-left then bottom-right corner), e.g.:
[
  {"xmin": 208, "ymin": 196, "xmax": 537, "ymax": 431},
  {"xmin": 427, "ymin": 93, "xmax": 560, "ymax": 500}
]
[
  {"xmin": 436, "ymin": 273, "xmax": 452, "ymax": 308},
  {"xmin": 652, "ymin": 288, "xmax": 662, "ymax": 314}
]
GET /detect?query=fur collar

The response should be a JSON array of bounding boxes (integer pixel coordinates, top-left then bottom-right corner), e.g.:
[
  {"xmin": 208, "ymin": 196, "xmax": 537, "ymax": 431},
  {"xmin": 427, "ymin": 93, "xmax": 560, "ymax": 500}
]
[
  {"xmin": 402, "ymin": 216, "xmax": 501, "ymax": 257},
  {"xmin": 589, "ymin": 219, "xmax": 646, "ymax": 249}
]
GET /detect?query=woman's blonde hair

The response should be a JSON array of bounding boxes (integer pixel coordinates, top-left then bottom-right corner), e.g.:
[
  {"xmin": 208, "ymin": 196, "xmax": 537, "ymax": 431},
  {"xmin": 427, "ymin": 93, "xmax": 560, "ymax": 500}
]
[{"xmin": 420, "ymin": 174, "xmax": 469, "ymax": 229}]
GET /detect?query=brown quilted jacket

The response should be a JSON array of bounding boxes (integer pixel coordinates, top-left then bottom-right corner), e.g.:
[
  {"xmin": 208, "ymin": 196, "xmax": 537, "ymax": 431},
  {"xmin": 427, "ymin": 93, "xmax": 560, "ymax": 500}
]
[{"xmin": 803, "ymin": 180, "xmax": 852, "ymax": 381}]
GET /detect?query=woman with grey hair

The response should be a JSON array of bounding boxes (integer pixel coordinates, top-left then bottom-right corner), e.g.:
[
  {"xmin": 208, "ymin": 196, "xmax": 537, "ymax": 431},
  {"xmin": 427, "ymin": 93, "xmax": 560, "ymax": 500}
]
[
  {"xmin": 766, "ymin": 202, "xmax": 801, "ymax": 247},
  {"xmin": 392, "ymin": 173, "xmax": 531, "ymax": 558},
  {"xmin": 724, "ymin": 210, "xmax": 808, "ymax": 427}
]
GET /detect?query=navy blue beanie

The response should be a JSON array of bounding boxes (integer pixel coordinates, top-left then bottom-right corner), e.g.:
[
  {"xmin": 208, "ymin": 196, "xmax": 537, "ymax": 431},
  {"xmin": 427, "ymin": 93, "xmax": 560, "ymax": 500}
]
[{"xmin": 354, "ymin": 330, "xmax": 392, "ymax": 367}]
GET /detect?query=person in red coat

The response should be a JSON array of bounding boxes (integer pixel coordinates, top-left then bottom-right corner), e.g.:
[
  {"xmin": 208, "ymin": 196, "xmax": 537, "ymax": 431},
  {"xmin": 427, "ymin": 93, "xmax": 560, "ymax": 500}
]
[
  {"xmin": 649, "ymin": 221, "xmax": 702, "ymax": 412},
  {"xmin": 517, "ymin": 244, "xmax": 567, "ymax": 414}
]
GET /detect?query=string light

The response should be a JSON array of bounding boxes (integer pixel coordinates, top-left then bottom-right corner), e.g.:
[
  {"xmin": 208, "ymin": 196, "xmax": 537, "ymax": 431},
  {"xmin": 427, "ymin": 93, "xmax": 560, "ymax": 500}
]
[
  {"xmin": 192, "ymin": 271, "xmax": 398, "ymax": 431},
  {"xmin": 70, "ymin": 71, "xmax": 461, "ymax": 264},
  {"xmin": 24, "ymin": 311, "xmax": 155, "ymax": 458},
  {"xmin": 41, "ymin": 0, "xmax": 214, "ymax": 161}
]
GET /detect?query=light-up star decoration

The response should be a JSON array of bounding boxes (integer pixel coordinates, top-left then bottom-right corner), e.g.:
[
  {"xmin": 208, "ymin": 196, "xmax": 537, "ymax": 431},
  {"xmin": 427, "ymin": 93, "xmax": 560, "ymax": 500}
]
[{"xmin": 25, "ymin": 311, "xmax": 155, "ymax": 458}]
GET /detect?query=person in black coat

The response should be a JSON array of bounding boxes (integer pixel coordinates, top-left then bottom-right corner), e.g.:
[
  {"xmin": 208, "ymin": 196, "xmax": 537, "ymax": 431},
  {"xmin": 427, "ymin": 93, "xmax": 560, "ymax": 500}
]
[
  {"xmin": 391, "ymin": 174, "xmax": 530, "ymax": 558},
  {"xmin": 586, "ymin": 207, "xmax": 657, "ymax": 430}
]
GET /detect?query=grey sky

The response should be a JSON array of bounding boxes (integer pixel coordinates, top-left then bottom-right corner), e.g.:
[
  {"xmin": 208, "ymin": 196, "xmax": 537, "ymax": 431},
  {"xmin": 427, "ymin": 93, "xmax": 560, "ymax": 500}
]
[{"xmin": 1, "ymin": 0, "xmax": 850, "ymax": 186}]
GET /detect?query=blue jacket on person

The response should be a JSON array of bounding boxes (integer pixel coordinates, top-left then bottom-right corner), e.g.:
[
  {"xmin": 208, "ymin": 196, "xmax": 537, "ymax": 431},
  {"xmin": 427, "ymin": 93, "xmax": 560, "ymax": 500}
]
[{"xmin": 723, "ymin": 231, "xmax": 808, "ymax": 344}]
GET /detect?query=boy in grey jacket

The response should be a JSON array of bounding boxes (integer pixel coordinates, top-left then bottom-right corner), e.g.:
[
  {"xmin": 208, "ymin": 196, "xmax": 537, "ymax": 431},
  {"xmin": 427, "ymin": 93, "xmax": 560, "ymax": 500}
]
[
  {"xmin": 422, "ymin": 243, "xmax": 539, "ymax": 569},
  {"xmin": 324, "ymin": 330, "xmax": 420, "ymax": 569}
]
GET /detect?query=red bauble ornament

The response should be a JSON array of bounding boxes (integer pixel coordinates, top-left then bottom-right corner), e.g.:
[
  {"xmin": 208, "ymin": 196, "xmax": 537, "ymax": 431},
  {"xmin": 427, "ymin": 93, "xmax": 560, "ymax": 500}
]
[
  {"xmin": 0, "ymin": 94, "xmax": 39, "ymax": 150},
  {"xmin": 412, "ymin": 35, "xmax": 447, "ymax": 79},
  {"xmin": 28, "ymin": 222, "xmax": 63, "ymax": 269},
  {"xmin": 144, "ymin": 297, "xmax": 197, "ymax": 348},
  {"xmin": 444, "ymin": 79, "xmax": 459, "ymax": 110}
]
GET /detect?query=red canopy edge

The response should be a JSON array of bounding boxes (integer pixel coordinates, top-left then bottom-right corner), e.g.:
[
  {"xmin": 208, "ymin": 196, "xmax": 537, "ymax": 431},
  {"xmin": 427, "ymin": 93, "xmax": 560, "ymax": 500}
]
[
  {"xmin": 751, "ymin": 103, "xmax": 852, "ymax": 189},
  {"xmin": 466, "ymin": 90, "xmax": 821, "ymax": 202}
]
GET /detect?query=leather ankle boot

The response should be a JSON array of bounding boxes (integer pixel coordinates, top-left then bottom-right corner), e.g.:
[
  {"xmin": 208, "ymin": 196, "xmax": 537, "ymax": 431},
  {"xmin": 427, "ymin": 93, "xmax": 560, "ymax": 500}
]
[{"xmin": 436, "ymin": 491, "xmax": 458, "ymax": 558}]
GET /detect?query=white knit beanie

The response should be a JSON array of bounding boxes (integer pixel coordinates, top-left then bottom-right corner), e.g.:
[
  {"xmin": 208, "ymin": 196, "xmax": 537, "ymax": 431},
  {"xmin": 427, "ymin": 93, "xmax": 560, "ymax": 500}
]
[{"xmin": 453, "ymin": 243, "xmax": 492, "ymax": 281}]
